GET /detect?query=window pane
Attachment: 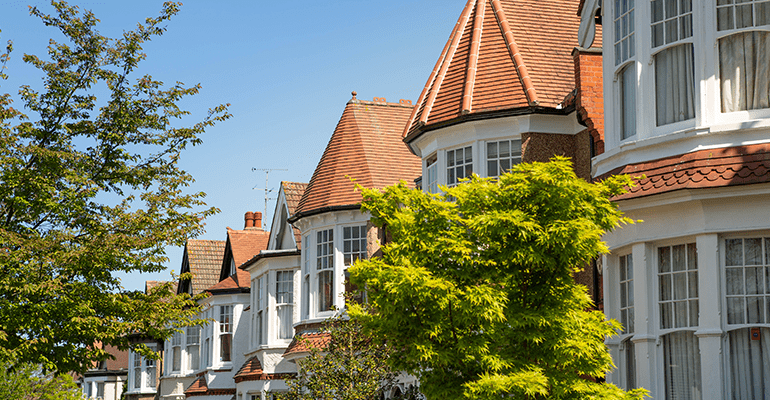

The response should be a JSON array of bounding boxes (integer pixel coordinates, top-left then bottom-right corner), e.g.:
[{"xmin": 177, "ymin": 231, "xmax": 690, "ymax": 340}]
[
  {"xmin": 688, "ymin": 271, "xmax": 698, "ymax": 298},
  {"xmin": 661, "ymin": 273, "xmax": 672, "ymax": 301},
  {"xmin": 660, "ymin": 246, "xmax": 671, "ymax": 272},
  {"xmin": 318, "ymin": 270, "xmax": 334, "ymax": 312},
  {"xmin": 665, "ymin": 0, "xmax": 677, "ymax": 19},
  {"xmin": 745, "ymin": 238, "xmax": 762, "ymax": 265},
  {"xmin": 674, "ymin": 301, "xmax": 688, "ymax": 327},
  {"xmin": 621, "ymin": 282, "xmax": 628, "ymax": 308},
  {"xmin": 718, "ymin": 7, "xmax": 735, "ymax": 30},
  {"xmin": 746, "ymin": 267, "xmax": 762, "ymax": 294},
  {"xmin": 655, "ymin": 44, "xmax": 695, "ymax": 126},
  {"xmin": 747, "ymin": 296, "xmax": 765, "ymax": 323},
  {"xmin": 665, "ymin": 19, "xmax": 678, "ymax": 43},
  {"xmin": 727, "ymin": 239, "xmax": 743, "ymax": 266},
  {"xmin": 652, "ymin": 0, "xmax": 665, "ymax": 23},
  {"xmin": 689, "ymin": 299, "xmax": 699, "ymax": 326},
  {"xmin": 487, "ymin": 142, "xmax": 497, "ymax": 158},
  {"xmin": 621, "ymin": 64, "xmax": 637, "ymax": 139},
  {"xmin": 757, "ymin": 1, "xmax": 770, "ymax": 25},
  {"xmin": 488, "ymin": 160, "xmax": 497, "ymax": 176},
  {"xmin": 661, "ymin": 302, "xmax": 673, "ymax": 328},
  {"xmin": 727, "ymin": 267, "xmax": 744, "ymax": 295},
  {"xmin": 687, "ymin": 243, "xmax": 697, "ymax": 270},
  {"xmin": 728, "ymin": 328, "xmax": 770, "ymax": 397},
  {"xmin": 673, "ymin": 244, "xmax": 686, "ymax": 271},
  {"xmin": 679, "ymin": 14, "xmax": 692, "ymax": 39},
  {"xmin": 728, "ymin": 297, "xmax": 745, "ymax": 324},
  {"xmin": 736, "ymin": 4, "xmax": 753, "ymax": 28},
  {"xmin": 499, "ymin": 141, "xmax": 509, "ymax": 158},
  {"xmin": 673, "ymin": 272, "xmax": 687, "ymax": 299}
]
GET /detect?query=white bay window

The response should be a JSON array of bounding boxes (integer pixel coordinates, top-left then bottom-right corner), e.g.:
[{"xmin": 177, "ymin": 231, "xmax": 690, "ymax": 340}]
[
  {"xmin": 186, "ymin": 326, "xmax": 200, "ymax": 371},
  {"xmin": 129, "ymin": 345, "xmax": 157, "ymax": 393},
  {"xmin": 486, "ymin": 140, "xmax": 521, "ymax": 177},
  {"xmin": 446, "ymin": 146, "xmax": 472, "ymax": 186},
  {"xmin": 317, "ymin": 229, "xmax": 334, "ymax": 312}
]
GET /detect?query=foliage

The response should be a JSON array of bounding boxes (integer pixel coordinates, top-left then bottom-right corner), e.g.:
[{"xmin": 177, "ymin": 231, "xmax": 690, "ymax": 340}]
[
  {"xmin": 349, "ymin": 158, "xmax": 647, "ymax": 400},
  {"xmin": 0, "ymin": 361, "xmax": 82, "ymax": 400},
  {"xmin": 0, "ymin": 1, "xmax": 229, "ymax": 373},
  {"xmin": 279, "ymin": 311, "xmax": 416, "ymax": 400}
]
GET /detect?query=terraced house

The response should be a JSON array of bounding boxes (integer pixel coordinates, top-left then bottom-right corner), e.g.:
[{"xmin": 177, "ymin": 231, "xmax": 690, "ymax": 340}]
[{"xmin": 580, "ymin": 0, "xmax": 770, "ymax": 398}]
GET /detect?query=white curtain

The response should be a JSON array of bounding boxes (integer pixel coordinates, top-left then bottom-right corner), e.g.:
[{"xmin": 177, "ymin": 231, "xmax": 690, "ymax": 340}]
[
  {"xmin": 655, "ymin": 44, "xmax": 695, "ymax": 126},
  {"xmin": 621, "ymin": 63, "xmax": 637, "ymax": 139},
  {"xmin": 663, "ymin": 331, "xmax": 702, "ymax": 400},
  {"xmin": 278, "ymin": 304, "xmax": 294, "ymax": 339},
  {"xmin": 719, "ymin": 31, "xmax": 770, "ymax": 112},
  {"xmin": 728, "ymin": 328, "xmax": 770, "ymax": 399}
]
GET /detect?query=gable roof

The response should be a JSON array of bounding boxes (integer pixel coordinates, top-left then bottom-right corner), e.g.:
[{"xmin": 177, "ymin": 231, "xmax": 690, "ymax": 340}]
[
  {"xmin": 292, "ymin": 95, "xmax": 421, "ymax": 220},
  {"xmin": 211, "ymin": 227, "xmax": 270, "ymax": 292},
  {"xmin": 270, "ymin": 181, "xmax": 307, "ymax": 250},
  {"xmin": 178, "ymin": 239, "xmax": 225, "ymax": 295},
  {"xmin": 404, "ymin": 0, "xmax": 582, "ymax": 142}
]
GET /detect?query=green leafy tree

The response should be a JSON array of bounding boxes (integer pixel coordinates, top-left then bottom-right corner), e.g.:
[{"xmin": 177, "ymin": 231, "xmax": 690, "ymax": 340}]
[
  {"xmin": 0, "ymin": 361, "xmax": 83, "ymax": 400},
  {"xmin": 349, "ymin": 158, "xmax": 647, "ymax": 400},
  {"xmin": 0, "ymin": 1, "xmax": 229, "ymax": 373},
  {"xmin": 279, "ymin": 312, "xmax": 414, "ymax": 400}
]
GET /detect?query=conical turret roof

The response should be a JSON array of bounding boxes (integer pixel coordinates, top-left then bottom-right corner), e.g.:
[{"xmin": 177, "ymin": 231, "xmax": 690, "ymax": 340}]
[
  {"xmin": 404, "ymin": 0, "xmax": 582, "ymax": 142},
  {"xmin": 292, "ymin": 95, "xmax": 420, "ymax": 220}
]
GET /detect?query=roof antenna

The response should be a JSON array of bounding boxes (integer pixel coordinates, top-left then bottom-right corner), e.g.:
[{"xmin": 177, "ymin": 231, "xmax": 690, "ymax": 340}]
[{"xmin": 252, "ymin": 168, "xmax": 288, "ymax": 229}]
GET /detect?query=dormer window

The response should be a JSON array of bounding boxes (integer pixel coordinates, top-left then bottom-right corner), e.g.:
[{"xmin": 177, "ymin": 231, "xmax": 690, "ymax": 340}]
[
  {"xmin": 717, "ymin": 1, "xmax": 770, "ymax": 112},
  {"xmin": 651, "ymin": 0, "xmax": 695, "ymax": 126}
]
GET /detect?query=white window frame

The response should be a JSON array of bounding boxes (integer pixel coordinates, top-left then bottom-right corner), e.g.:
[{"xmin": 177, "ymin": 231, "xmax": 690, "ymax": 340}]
[
  {"xmin": 129, "ymin": 344, "xmax": 157, "ymax": 393},
  {"xmin": 170, "ymin": 331, "xmax": 183, "ymax": 373},
  {"xmin": 485, "ymin": 139, "xmax": 521, "ymax": 178},
  {"xmin": 186, "ymin": 325, "xmax": 200, "ymax": 371},
  {"xmin": 276, "ymin": 270, "xmax": 294, "ymax": 340},
  {"xmin": 446, "ymin": 145, "xmax": 473, "ymax": 187},
  {"xmin": 618, "ymin": 253, "xmax": 636, "ymax": 391},
  {"xmin": 612, "ymin": 0, "xmax": 638, "ymax": 142},
  {"xmin": 219, "ymin": 305, "xmax": 233, "ymax": 362},
  {"xmin": 425, "ymin": 153, "xmax": 438, "ymax": 194},
  {"xmin": 254, "ymin": 275, "xmax": 265, "ymax": 346},
  {"xmin": 655, "ymin": 242, "xmax": 701, "ymax": 400},
  {"xmin": 316, "ymin": 228, "xmax": 335, "ymax": 314},
  {"xmin": 302, "ymin": 235, "xmax": 311, "ymax": 321}
]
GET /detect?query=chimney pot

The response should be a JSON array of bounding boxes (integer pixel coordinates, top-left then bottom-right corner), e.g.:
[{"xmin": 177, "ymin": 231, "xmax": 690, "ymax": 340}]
[
  {"xmin": 245, "ymin": 211, "xmax": 254, "ymax": 228},
  {"xmin": 253, "ymin": 212, "xmax": 262, "ymax": 229}
]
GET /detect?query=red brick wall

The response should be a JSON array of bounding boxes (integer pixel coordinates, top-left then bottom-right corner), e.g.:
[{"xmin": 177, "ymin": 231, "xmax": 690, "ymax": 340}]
[{"xmin": 573, "ymin": 48, "xmax": 604, "ymax": 156}]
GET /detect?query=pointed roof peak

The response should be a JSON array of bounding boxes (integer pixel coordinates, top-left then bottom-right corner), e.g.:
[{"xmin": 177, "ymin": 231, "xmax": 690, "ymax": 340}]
[
  {"xmin": 291, "ymin": 97, "xmax": 420, "ymax": 221},
  {"xmin": 404, "ymin": 0, "xmax": 583, "ymax": 142}
]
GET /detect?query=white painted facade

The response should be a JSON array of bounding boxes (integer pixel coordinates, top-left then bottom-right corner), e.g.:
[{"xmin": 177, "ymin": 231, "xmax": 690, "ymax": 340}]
[
  {"xmin": 82, "ymin": 375, "xmax": 124, "ymax": 400},
  {"xmin": 590, "ymin": 0, "xmax": 770, "ymax": 398}
]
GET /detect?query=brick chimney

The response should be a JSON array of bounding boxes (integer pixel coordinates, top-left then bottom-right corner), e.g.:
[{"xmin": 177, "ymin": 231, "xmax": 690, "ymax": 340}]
[{"xmin": 244, "ymin": 211, "xmax": 263, "ymax": 230}]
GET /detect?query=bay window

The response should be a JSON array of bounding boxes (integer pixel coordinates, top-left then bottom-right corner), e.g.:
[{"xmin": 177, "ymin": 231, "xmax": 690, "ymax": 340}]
[
  {"xmin": 446, "ymin": 146, "xmax": 472, "ymax": 186},
  {"xmin": 486, "ymin": 140, "xmax": 521, "ymax": 177},
  {"xmin": 276, "ymin": 270, "xmax": 294, "ymax": 339},
  {"xmin": 317, "ymin": 229, "xmax": 334, "ymax": 312},
  {"xmin": 130, "ymin": 345, "xmax": 157, "ymax": 392},
  {"xmin": 651, "ymin": 0, "xmax": 695, "ymax": 126},
  {"xmin": 658, "ymin": 243, "xmax": 701, "ymax": 399},
  {"xmin": 219, "ymin": 305, "xmax": 233, "ymax": 362}
]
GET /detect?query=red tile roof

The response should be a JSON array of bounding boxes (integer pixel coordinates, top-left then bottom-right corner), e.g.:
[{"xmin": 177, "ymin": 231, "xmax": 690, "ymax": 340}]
[
  {"xmin": 225, "ymin": 227, "xmax": 270, "ymax": 289},
  {"xmin": 233, "ymin": 356, "xmax": 263, "ymax": 382},
  {"xmin": 185, "ymin": 376, "xmax": 208, "ymax": 396},
  {"xmin": 283, "ymin": 332, "xmax": 331, "ymax": 357},
  {"xmin": 404, "ymin": 0, "xmax": 583, "ymax": 141},
  {"xmin": 181, "ymin": 239, "xmax": 225, "ymax": 295},
  {"xmin": 293, "ymin": 96, "xmax": 421, "ymax": 219},
  {"xmin": 144, "ymin": 280, "xmax": 169, "ymax": 294},
  {"xmin": 599, "ymin": 144, "xmax": 770, "ymax": 201},
  {"xmin": 282, "ymin": 181, "xmax": 307, "ymax": 248}
]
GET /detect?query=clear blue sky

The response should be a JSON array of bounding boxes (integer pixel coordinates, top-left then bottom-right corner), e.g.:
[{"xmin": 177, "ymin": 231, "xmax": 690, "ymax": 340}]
[{"xmin": 0, "ymin": 1, "xmax": 462, "ymax": 290}]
